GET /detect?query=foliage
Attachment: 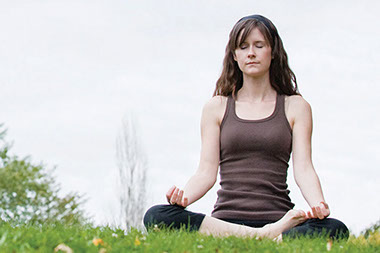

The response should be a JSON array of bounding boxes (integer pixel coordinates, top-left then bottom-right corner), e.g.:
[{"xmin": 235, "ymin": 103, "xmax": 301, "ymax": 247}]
[
  {"xmin": 362, "ymin": 219, "xmax": 380, "ymax": 238},
  {"xmin": 0, "ymin": 222, "xmax": 379, "ymax": 252},
  {"xmin": 0, "ymin": 124, "xmax": 88, "ymax": 225}
]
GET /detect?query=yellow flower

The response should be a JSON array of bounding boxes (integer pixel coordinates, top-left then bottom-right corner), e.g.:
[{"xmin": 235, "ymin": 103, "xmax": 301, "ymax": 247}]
[
  {"xmin": 134, "ymin": 237, "xmax": 141, "ymax": 246},
  {"xmin": 93, "ymin": 238, "xmax": 105, "ymax": 246}
]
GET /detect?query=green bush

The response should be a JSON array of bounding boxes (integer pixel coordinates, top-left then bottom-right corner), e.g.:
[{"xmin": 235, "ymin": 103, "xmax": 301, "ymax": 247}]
[
  {"xmin": 362, "ymin": 219, "xmax": 380, "ymax": 238},
  {"xmin": 0, "ymin": 124, "xmax": 88, "ymax": 226}
]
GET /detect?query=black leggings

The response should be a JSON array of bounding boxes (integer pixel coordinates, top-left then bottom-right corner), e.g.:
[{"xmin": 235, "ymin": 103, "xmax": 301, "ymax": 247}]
[{"xmin": 143, "ymin": 204, "xmax": 349, "ymax": 239}]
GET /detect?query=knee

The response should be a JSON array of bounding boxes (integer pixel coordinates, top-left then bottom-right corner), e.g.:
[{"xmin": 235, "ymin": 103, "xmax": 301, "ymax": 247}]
[
  {"xmin": 143, "ymin": 204, "xmax": 169, "ymax": 229},
  {"xmin": 327, "ymin": 218, "xmax": 350, "ymax": 239}
]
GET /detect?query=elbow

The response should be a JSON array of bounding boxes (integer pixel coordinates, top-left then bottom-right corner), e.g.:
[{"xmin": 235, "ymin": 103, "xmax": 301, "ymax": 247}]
[
  {"xmin": 293, "ymin": 166, "xmax": 307, "ymax": 187},
  {"xmin": 294, "ymin": 173, "xmax": 301, "ymax": 187},
  {"xmin": 206, "ymin": 175, "xmax": 217, "ymax": 190},
  {"xmin": 196, "ymin": 163, "xmax": 218, "ymax": 189},
  {"xmin": 200, "ymin": 172, "xmax": 217, "ymax": 190}
]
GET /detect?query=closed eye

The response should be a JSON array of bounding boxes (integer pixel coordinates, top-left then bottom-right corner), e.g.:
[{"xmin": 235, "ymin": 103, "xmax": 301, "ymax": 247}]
[
  {"xmin": 255, "ymin": 42, "xmax": 264, "ymax": 48},
  {"xmin": 239, "ymin": 43, "xmax": 248, "ymax": 49}
]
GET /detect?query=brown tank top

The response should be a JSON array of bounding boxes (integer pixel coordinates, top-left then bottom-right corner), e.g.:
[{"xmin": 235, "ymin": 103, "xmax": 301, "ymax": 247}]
[{"xmin": 211, "ymin": 93, "xmax": 295, "ymax": 221}]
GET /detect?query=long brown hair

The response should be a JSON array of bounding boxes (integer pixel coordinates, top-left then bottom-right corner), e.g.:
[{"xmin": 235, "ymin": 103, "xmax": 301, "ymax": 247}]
[{"xmin": 213, "ymin": 15, "xmax": 299, "ymax": 98}]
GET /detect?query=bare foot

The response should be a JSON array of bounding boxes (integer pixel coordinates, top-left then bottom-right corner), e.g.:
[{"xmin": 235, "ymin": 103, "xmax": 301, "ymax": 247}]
[{"xmin": 258, "ymin": 209, "xmax": 308, "ymax": 239}]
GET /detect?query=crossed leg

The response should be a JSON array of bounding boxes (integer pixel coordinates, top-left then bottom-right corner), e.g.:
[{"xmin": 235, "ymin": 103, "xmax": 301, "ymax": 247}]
[
  {"xmin": 144, "ymin": 205, "xmax": 307, "ymax": 240},
  {"xmin": 199, "ymin": 209, "xmax": 308, "ymax": 240}
]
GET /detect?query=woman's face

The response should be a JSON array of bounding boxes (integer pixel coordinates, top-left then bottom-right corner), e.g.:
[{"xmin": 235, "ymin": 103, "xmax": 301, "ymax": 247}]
[{"xmin": 233, "ymin": 27, "xmax": 272, "ymax": 79}]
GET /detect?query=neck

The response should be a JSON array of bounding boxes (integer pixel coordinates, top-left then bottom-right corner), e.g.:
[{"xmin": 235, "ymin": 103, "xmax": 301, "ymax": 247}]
[{"xmin": 237, "ymin": 74, "xmax": 276, "ymax": 102}]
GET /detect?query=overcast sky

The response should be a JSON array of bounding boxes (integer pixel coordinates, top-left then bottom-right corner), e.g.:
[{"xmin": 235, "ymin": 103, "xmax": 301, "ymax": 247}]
[{"xmin": 1, "ymin": 0, "xmax": 379, "ymax": 235}]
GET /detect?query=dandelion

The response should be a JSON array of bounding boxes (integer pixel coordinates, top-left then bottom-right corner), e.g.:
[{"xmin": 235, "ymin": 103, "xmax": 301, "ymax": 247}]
[{"xmin": 135, "ymin": 237, "xmax": 141, "ymax": 246}]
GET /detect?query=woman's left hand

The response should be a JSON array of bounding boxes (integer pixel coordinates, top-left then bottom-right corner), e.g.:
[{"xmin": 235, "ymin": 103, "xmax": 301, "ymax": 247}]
[{"xmin": 306, "ymin": 202, "xmax": 330, "ymax": 219}]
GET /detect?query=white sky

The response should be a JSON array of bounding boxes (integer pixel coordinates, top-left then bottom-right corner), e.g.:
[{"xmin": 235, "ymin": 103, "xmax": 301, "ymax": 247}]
[{"xmin": 1, "ymin": 0, "xmax": 379, "ymax": 235}]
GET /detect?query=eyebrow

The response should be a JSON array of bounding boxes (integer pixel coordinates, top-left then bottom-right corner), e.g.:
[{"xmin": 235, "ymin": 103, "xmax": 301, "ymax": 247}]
[{"xmin": 240, "ymin": 40, "xmax": 266, "ymax": 45}]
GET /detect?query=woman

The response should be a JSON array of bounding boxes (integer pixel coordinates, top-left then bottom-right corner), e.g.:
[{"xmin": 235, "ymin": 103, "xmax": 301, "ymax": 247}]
[{"xmin": 143, "ymin": 14, "xmax": 348, "ymax": 240}]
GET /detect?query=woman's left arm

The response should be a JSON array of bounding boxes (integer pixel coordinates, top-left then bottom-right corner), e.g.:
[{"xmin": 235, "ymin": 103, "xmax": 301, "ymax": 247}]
[{"xmin": 290, "ymin": 96, "xmax": 330, "ymax": 219}]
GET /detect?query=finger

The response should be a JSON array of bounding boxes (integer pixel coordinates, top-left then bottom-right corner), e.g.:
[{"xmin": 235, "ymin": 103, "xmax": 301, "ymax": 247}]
[
  {"xmin": 166, "ymin": 185, "xmax": 176, "ymax": 202},
  {"xmin": 315, "ymin": 206, "xmax": 324, "ymax": 219},
  {"xmin": 318, "ymin": 206, "xmax": 326, "ymax": 219},
  {"xmin": 314, "ymin": 206, "xmax": 321, "ymax": 219},
  {"xmin": 298, "ymin": 210, "xmax": 307, "ymax": 221},
  {"xmin": 177, "ymin": 190, "xmax": 184, "ymax": 205},
  {"xmin": 311, "ymin": 207, "xmax": 318, "ymax": 218},
  {"xmin": 321, "ymin": 201, "xmax": 329, "ymax": 210},
  {"xmin": 320, "ymin": 203, "xmax": 330, "ymax": 217},
  {"xmin": 182, "ymin": 197, "xmax": 188, "ymax": 207},
  {"xmin": 323, "ymin": 208, "xmax": 330, "ymax": 218},
  {"xmin": 319, "ymin": 203, "xmax": 327, "ymax": 216},
  {"xmin": 307, "ymin": 211, "xmax": 313, "ymax": 219},
  {"xmin": 170, "ymin": 187, "xmax": 179, "ymax": 204},
  {"xmin": 324, "ymin": 208, "xmax": 330, "ymax": 217}
]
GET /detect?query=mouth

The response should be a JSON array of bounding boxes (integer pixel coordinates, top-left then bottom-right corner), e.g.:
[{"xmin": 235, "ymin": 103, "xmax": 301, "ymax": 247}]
[{"xmin": 246, "ymin": 62, "xmax": 259, "ymax": 65}]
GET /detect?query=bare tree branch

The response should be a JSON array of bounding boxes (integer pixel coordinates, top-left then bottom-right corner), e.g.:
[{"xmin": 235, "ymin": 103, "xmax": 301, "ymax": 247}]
[{"xmin": 115, "ymin": 114, "xmax": 147, "ymax": 230}]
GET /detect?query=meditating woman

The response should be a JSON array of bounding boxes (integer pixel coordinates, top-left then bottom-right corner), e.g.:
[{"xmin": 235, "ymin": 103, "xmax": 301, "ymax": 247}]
[{"xmin": 143, "ymin": 14, "xmax": 349, "ymax": 240}]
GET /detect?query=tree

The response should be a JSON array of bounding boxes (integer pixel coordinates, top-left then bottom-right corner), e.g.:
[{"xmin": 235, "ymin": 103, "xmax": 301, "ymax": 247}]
[
  {"xmin": 115, "ymin": 114, "xmax": 148, "ymax": 230},
  {"xmin": 0, "ymin": 124, "xmax": 88, "ymax": 225}
]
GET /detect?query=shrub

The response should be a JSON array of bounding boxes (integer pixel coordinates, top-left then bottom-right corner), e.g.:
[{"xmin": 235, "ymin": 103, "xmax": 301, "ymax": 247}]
[{"xmin": 0, "ymin": 124, "xmax": 88, "ymax": 226}]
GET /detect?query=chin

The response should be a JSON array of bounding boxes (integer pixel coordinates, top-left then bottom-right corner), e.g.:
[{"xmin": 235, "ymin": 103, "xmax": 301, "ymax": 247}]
[{"xmin": 244, "ymin": 72, "xmax": 266, "ymax": 78}]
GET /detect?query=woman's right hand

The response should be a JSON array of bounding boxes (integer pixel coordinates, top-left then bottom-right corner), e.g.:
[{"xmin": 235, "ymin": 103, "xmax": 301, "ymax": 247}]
[{"xmin": 166, "ymin": 185, "xmax": 189, "ymax": 208}]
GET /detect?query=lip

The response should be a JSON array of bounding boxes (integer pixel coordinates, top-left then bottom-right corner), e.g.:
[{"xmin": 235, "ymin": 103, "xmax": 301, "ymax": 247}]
[{"xmin": 246, "ymin": 62, "xmax": 259, "ymax": 65}]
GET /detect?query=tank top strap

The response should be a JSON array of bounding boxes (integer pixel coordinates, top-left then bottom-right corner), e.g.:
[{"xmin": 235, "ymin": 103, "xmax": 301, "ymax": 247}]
[
  {"xmin": 277, "ymin": 94, "xmax": 285, "ymax": 113},
  {"xmin": 220, "ymin": 95, "xmax": 234, "ymax": 130},
  {"xmin": 277, "ymin": 94, "xmax": 292, "ymax": 133}
]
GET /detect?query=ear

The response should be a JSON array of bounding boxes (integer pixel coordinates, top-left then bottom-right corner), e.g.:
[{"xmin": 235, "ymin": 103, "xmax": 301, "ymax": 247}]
[{"xmin": 233, "ymin": 52, "xmax": 237, "ymax": 61}]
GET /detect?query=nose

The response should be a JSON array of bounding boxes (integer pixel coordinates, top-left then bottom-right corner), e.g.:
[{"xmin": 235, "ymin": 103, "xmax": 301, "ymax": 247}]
[{"xmin": 247, "ymin": 46, "xmax": 256, "ymax": 58}]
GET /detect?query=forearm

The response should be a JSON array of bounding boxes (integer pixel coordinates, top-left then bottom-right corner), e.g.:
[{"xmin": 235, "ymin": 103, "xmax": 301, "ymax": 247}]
[
  {"xmin": 295, "ymin": 167, "xmax": 326, "ymax": 207},
  {"xmin": 183, "ymin": 171, "xmax": 216, "ymax": 206}
]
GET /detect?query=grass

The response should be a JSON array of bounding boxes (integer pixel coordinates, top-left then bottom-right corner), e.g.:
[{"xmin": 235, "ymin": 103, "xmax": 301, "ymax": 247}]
[{"xmin": 0, "ymin": 222, "xmax": 379, "ymax": 252}]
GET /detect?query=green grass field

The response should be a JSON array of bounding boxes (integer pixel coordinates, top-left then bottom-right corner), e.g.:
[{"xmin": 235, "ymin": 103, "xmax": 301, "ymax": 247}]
[{"xmin": 0, "ymin": 222, "xmax": 379, "ymax": 252}]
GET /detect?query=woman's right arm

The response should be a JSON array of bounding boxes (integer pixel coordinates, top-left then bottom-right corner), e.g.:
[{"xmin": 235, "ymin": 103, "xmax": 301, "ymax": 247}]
[{"xmin": 167, "ymin": 96, "xmax": 225, "ymax": 207}]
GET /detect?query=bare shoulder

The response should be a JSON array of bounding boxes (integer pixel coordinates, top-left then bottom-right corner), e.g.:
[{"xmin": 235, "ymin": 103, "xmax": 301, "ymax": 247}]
[
  {"xmin": 202, "ymin": 95, "xmax": 228, "ymax": 125},
  {"xmin": 286, "ymin": 95, "xmax": 312, "ymax": 116},
  {"xmin": 205, "ymin": 95, "xmax": 228, "ymax": 109}
]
